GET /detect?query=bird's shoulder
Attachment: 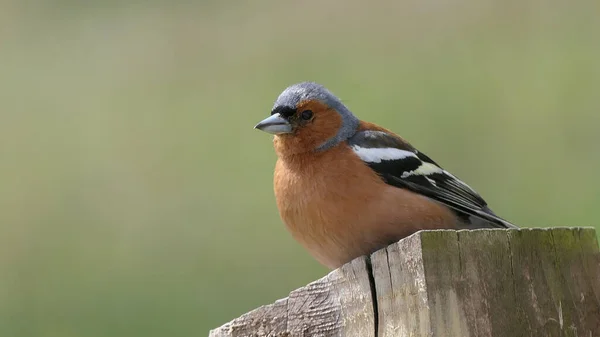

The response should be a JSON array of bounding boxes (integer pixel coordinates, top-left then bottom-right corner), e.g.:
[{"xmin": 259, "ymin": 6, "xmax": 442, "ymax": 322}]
[{"xmin": 355, "ymin": 121, "xmax": 414, "ymax": 147}]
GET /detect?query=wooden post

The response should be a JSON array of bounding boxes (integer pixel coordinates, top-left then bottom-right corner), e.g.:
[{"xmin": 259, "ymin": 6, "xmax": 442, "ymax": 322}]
[{"xmin": 209, "ymin": 228, "xmax": 600, "ymax": 337}]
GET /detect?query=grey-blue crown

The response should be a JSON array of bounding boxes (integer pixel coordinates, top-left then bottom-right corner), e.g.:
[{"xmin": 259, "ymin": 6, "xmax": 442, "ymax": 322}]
[{"xmin": 273, "ymin": 82, "xmax": 359, "ymax": 151}]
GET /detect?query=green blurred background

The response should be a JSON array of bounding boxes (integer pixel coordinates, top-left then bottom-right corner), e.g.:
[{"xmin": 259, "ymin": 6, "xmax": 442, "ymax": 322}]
[{"xmin": 1, "ymin": 0, "xmax": 599, "ymax": 336}]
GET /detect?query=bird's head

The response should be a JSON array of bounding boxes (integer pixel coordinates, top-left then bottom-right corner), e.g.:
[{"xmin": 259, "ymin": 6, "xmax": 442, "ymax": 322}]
[{"xmin": 254, "ymin": 82, "xmax": 359, "ymax": 155}]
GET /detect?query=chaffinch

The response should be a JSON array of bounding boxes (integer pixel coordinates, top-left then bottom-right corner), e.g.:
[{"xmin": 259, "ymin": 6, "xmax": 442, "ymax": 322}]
[{"xmin": 255, "ymin": 82, "xmax": 517, "ymax": 269}]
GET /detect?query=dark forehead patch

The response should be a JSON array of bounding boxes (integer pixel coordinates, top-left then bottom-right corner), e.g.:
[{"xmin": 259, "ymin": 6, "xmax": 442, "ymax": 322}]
[{"xmin": 271, "ymin": 105, "xmax": 296, "ymax": 117}]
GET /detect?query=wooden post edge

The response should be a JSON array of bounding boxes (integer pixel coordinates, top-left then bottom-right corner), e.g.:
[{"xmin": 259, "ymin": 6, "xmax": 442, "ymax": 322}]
[{"xmin": 209, "ymin": 227, "xmax": 600, "ymax": 337}]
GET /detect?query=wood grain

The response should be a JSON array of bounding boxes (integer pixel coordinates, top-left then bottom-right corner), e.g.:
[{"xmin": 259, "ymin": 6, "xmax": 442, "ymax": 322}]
[
  {"xmin": 209, "ymin": 256, "xmax": 374, "ymax": 337},
  {"xmin": 209, "ymin": 228, "xmax": 600, "ymax": 337}
]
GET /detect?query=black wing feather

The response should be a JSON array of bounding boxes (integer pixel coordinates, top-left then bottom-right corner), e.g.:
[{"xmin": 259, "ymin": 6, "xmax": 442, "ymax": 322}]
[{"xmin": 348, "ymin": 130, "xmax": 517, "ymax": 229}]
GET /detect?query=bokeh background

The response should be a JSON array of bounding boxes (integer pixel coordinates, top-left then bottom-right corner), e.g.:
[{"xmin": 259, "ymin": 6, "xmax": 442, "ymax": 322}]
[{"xmin": 1, "ymin": 0, "xmax": 599, "ymax": 336}]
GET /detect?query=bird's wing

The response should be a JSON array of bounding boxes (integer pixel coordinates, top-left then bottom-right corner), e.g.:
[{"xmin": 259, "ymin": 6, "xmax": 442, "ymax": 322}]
[{"xmin": 348, "ymin": 130, "xmax": 517, "ymax": 229}]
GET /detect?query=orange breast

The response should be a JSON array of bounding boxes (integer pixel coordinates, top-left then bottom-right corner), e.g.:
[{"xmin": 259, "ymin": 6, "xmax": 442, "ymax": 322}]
[{"xmin": 273, "ymin": 144, "xmax": 459, "ymax": 269}]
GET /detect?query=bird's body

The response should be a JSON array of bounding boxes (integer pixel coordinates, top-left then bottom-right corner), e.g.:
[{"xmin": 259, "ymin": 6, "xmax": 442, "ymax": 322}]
[
  {"xmin": 274, "ymin": 140, "xmax": 458, "ymax": 268},
  {"xmin": 255, "ymin": 82, "xmax": 517, "ymax": 269}
]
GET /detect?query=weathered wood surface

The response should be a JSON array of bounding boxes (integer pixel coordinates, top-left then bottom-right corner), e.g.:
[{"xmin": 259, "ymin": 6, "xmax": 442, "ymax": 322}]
[
  {"xmin": 209, "ymin": 257, "xmax": 375, "ymax": 337},
  {"xmin": 209, "ymin": 228, "xmax": 600, "ymax": 337}
]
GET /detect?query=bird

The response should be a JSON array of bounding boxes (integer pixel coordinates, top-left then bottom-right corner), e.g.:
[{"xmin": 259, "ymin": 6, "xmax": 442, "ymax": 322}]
[{"xmin": 254, "ymin": 82, "xmax": 517, "ymax": 269}]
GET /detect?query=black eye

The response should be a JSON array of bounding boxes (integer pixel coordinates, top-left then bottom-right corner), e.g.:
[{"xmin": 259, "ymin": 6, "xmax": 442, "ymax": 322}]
[{"xmin": 301, "ymin": 110, "xmax": 313, "ymax": 120}]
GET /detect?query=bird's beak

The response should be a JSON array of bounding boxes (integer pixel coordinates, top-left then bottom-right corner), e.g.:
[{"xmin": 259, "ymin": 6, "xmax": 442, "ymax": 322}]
[{"xmin": 254, "ymin": 113, "xmax": 292, "ymax": 134}]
